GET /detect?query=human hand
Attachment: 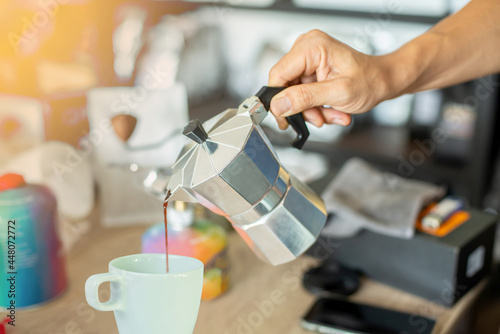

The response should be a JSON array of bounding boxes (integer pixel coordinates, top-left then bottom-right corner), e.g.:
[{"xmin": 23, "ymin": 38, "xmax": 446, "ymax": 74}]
[{"xmin": 268, "ymin": 30, "xmax": 394, "ymax": 129}]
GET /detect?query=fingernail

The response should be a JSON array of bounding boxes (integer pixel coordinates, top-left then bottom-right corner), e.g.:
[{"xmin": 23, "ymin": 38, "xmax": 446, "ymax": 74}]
[
  {"xmin": 271, "ymin": 96, "xmax": 292, "ymax": 115},
  {"xmin": 274, "ymin": 116, "xmax": 289, "ymax": 130},
  {"xmin": 306, "ymin": 115, "xmax": 323, "ymax": 128},
  {"xmin": 311, "ymin": 118, "xmax": 323, "ymax": 128},
  {"xmin": 328, "ymin": 116, "xmax": 343, "ymax": 125}
]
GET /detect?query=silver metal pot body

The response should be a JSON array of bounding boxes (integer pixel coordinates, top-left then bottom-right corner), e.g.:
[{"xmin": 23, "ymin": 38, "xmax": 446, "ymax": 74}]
[{"xmin": 167, "ymin": 96, "xmax": 327, "ymax": 265}]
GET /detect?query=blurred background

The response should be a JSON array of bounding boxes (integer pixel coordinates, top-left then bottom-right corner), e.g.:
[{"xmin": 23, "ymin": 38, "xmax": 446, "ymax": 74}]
[
  {"xmin": 1, "ymin": 0, "xmax": 500, "ymax": 332},
  {"xmin": 1, "ymin": 0, "xmax": 499, "ymax": 226}
]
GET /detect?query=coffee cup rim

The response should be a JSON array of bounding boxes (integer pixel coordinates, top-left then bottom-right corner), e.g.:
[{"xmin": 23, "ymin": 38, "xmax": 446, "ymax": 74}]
[{"xmin": 109, "ymin": 253, "xmax": 203, "ymax": 276}]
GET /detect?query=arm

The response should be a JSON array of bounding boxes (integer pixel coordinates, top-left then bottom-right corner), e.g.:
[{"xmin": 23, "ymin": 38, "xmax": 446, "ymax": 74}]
[
  {"xmin": 388, "ymin": 0, "xmax": 500, "ymax": 96},
  {"xmin": 268, "ymin": 0, "xmax": 500, "ymax": 129}
]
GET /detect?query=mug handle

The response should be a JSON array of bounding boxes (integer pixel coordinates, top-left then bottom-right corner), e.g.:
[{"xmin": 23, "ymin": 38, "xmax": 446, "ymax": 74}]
[{"xmin": 85, "ymin": 273, "xmax": 123, "ymax": 311}]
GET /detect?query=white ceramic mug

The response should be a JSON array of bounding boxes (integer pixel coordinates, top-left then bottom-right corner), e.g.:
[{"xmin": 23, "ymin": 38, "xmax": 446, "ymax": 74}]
[{"xmin": 85, "ymin": 254, "xmax": 203, "ymax": 334}]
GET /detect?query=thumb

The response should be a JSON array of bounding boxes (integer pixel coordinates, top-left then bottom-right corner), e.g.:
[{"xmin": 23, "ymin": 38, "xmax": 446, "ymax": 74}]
[{"xmin": 270, "ymin": 81, "xmax": 339, "ymax": 117}]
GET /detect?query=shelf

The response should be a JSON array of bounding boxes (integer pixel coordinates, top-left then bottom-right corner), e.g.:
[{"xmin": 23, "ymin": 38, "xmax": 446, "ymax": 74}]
[
  {"xmin": 264, "ymin": 2, "xmax": 444, "ymax": 24},
  {"xmin": 178, "ymin": 0, "xmax": 445, "ymax": 24}
]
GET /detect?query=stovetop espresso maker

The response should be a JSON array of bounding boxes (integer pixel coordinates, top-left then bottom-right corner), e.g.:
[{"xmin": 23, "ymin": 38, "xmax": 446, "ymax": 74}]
[{"xmin": 153, "ymin": 87, "xmax": 327, "ymax": 265}]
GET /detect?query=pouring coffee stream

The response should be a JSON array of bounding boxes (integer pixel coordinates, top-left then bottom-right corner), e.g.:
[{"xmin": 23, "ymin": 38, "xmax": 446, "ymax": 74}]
[
  {"xmin": 163, "ymin": 190, "xmax": 171, "ymax": 273},
  {"xmin": 160, "ymin": 86, "xmax": 326, "ymax": 268}
]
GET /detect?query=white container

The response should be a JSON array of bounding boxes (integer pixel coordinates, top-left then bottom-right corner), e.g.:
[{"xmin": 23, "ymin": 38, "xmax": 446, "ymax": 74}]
[{"xmin": 87, "ymin": 84, "xmax": 189, "ymax": 226}]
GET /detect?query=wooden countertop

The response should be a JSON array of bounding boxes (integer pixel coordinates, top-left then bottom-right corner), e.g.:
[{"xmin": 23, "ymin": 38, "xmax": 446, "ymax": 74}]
[{"xmin": 4, "ymin": 223, "xmax": 488, "ymax": 334}]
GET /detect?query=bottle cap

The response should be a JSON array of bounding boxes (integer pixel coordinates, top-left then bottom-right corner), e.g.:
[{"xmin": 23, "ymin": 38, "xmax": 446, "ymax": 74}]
[{"xmin": 0, "ymin": 173, "xmax": 26, "ymax": 192}]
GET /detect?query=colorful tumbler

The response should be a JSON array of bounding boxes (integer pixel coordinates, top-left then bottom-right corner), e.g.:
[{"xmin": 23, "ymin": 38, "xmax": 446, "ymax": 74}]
[
  {"xmin": 0, "ymin": 174, "xmax": 67, "ymax": 308},
  {"xmin": 142, "ymin": 202, "xmax": 229, "ymax": 300}
]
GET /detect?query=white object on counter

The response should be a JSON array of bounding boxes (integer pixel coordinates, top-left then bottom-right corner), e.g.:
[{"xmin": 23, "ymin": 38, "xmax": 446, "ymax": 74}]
[
  {"xmin": 275, "ymin": 147, "xmax": 329, "ymax": 184},
  {"xmin": 87, "ymin": 84, "xmax": 188, "ymax": 167},
  {"xmin": 87, "ymin": 84, "xmax": 189, "ymax": 226},
  {"xmin": 373, "ymin": 94, "xmax": 414, "ymax": 127},
  {"xmin": 0, "ymin": 94, "xmax": 45, "ymax": 165},
  {"xmin": 0, "ymin": 141, "xmax": 94, "ymax": 221}
]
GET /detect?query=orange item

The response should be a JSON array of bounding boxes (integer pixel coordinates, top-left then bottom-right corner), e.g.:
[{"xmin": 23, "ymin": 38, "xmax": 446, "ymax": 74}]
[
  {"xmin": 0, "ymin": 173, "xmax": 26, "ymax": 192},
  {"xmin": 416, "ymin": 203, "xmax": 470, "ymax": 237}
]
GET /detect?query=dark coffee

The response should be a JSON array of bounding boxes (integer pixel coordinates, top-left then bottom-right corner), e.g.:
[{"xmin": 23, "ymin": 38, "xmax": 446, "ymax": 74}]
[{"xmin": 163, "ymin": 190, "xmax": 171, "ymax": 273}]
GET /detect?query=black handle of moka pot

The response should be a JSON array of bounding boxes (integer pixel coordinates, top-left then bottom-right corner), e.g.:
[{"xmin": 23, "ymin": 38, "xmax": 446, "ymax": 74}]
[{"xmin": 256, "ymin": 86, "xmax": 310, "ymax": 150}]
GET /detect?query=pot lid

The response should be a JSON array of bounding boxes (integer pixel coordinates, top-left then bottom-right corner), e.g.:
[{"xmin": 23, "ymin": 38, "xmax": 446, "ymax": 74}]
[{"xmin": 172, "ymin": 108, "xmax": 254, "ymax": 188}]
